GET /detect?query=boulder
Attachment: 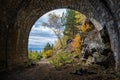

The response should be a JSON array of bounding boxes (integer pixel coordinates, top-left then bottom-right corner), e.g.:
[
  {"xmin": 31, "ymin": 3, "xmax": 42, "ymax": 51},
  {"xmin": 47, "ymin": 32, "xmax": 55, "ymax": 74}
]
[{"xmin": 80, "ymin": 23, "xmax": 114, "ymax": 68}]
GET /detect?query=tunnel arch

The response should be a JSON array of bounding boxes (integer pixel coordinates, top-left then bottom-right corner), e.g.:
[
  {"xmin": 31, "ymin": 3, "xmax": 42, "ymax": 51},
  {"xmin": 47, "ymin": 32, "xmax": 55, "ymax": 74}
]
[{"xmin": 0, "ymin": 0, "xmax": 119, "ymax": 71}]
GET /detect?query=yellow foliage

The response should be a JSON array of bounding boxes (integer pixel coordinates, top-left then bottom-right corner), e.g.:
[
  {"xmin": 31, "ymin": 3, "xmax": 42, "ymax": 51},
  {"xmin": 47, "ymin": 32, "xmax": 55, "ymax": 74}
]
[
  {"xmin": 75, "ymin": 11, "xmax": 86, "ymax": 24},
  {"xmin": 76, "ymin": 25, "xmax": 81, "ymax": 30},
  {"xmin": 80, "ymin": 23, "xmax": 91, "ymax": 32},
  {"xmin": 42, "ymin": 50, "xmax": 53, "ymax": 58},
  {"xmin": 54, "ymin": 35, "xmax": 68, "ymax": 49},
  {"xmin": 72, "ymin": 34, "xmax": 82, "ymax": 54},
  {"xmin": 80, "ymin": 19, "xmax": 95, "ymax": 33},
  {"xmin": 74, "ymin": 11, "xmax": 86, "ymax": 31}
]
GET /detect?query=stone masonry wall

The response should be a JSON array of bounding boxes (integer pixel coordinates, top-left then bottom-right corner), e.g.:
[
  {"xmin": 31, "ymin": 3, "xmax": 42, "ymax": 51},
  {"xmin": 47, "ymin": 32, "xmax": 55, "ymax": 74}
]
[{"xmin": 0, "ymin": 0, "xmax": 119, "ymax": 71}]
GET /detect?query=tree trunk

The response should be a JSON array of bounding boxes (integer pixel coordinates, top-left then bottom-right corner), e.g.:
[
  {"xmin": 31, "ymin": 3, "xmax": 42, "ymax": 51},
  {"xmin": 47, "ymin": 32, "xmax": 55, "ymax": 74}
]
[{"xmin": 58, "ymin": 36, "xmax": 63, "ymax": 47}]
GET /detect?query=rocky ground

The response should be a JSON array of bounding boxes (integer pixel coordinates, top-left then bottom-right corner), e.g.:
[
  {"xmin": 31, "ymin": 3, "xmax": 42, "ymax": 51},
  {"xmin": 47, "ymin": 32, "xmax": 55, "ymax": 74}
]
[{"xmin": 0, "ymin": 59, "xmax": 116, "ymax": 80}]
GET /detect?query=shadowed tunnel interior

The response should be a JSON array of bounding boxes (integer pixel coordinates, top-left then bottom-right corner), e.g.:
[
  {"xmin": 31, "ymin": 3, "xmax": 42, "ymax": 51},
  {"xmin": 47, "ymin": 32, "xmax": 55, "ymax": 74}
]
[{"xmin": 0, "ymin": 0, "xmax": 120, "ymax": 72}]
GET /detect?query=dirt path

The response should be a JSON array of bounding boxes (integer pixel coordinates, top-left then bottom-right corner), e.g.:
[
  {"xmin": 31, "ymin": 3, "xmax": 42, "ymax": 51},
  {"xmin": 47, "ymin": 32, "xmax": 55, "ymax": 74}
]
[{"xmin": 0, "ymin": 59, "xmax": 116, "ymax": 80}]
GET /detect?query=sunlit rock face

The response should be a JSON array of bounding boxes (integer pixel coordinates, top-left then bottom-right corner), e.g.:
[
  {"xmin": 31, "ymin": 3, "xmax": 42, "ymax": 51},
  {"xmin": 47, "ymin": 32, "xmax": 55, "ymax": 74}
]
[
  {"xmin": 83, "ymin": 28, "xmax": 105, "ymax": 50},
  {"xmin": 81, "ymin": 23, "xmax": 115, "ymax": 68}
]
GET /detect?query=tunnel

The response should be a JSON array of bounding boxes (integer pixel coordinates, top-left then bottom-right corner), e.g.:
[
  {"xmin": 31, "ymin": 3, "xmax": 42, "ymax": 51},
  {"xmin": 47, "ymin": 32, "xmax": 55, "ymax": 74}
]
[{"xmin": 0, "ymin": 0, "xmax": 120, "ymax": 71}]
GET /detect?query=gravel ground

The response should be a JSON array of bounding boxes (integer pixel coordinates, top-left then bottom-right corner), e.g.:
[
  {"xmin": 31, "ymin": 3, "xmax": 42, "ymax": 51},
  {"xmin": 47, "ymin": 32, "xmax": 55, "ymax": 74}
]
[{"xmin": 0, "ymin": 59, "xmax": 116, "ymax": 80}]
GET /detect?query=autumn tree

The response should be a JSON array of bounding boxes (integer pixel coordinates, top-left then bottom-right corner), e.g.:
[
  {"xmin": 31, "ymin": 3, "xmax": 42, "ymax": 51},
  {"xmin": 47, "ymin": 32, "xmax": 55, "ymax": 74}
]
[
  {"xmin": 42, "ymin": 13, "xmax": 66, "ymax": 47},
  {"xmin": 75, "ymin": 11, "xmax": 86, "ymax": 30},
  {"xmin": 72, "ymin": 34, "xmax": 82, "ymax": 55}
]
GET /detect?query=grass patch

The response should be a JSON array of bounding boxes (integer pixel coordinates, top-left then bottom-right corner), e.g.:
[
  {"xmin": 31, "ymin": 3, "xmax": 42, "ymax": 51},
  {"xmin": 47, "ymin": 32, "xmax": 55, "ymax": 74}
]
[
  {"xmin": 49, "ymin": 52, "xmax": 77, "ymax": 68},
  {"xmin": 28, "ymin": 51, "xmax": 42, "ymax": 64}
]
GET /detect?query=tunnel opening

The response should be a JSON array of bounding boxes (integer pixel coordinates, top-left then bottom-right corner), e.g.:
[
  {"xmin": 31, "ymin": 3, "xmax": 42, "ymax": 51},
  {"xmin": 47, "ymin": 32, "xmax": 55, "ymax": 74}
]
[
  {"xmin": 27, "ymin": 8, "xmax": 115, "ymax": 74},
  {"xmin": 0, "ymin": 0, "xmax": 119, "ymax": 79}
]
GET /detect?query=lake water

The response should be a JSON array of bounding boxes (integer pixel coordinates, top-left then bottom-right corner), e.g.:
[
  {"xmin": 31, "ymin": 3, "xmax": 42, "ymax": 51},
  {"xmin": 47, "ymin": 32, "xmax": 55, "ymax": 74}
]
[{"xmin": 28, "ymin": 48, "xmax": 43, "ymax": 52}]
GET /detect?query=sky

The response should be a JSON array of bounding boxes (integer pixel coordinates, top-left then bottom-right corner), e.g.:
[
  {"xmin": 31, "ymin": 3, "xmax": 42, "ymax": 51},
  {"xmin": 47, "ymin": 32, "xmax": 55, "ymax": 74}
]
[{"xmin": 28, "ymin": 9, "xmax": 67, "ymax": 51}]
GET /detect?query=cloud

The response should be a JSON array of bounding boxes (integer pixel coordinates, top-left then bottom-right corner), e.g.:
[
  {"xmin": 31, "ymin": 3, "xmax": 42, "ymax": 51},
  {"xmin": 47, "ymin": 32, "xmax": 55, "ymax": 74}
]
[
  {"xmin": 28, "ymin": 29, "xmax": 58, "ymax": 49},
  {"xmin": 34, "ymin": 16, "xmax": 48, "ymax": 27},
  {"xmin": 34, "ymin": 8, "xmax": 67, "ymax": 28},
  {"xmin": 47, "ymin": 9, "xmax": 67, "ymax": 17},
  {"xmin": 30, "ymin": 26, "xmax": 57, "ymax": 38},
  {"xmin": 28, "ymin": 36, "xmax": 58, "ymax": 49},
  {"xmin": 28, "ymin": 9, "xmax": 66, "ymax": 51},
  {"xmin": 32, "ymin": 26, "xmax": 53, "ymax": 33},
  {"xmin": 29, "ymin": 36, "xmax": 57, "ymax": 44}
]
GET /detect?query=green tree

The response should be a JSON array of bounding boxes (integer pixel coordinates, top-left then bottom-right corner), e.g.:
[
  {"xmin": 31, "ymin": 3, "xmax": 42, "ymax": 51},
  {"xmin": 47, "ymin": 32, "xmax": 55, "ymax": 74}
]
[
  {"xmin": 43, "ymin": 42, "xmax": 53, "ymax": 51},
  {"xmin": 64, "ymin": 9, "xmax": 86, "ymax": 39},
  {"xmin": 63, "ymin": 9, "xmax": 79, "ymax": 39}
]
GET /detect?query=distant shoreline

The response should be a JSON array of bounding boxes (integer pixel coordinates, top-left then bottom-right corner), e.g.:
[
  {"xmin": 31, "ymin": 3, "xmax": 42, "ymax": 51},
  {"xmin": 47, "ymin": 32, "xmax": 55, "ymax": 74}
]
[{"xmin": 28, "ymin": 48, "xmax": 43, "ymax": 52}]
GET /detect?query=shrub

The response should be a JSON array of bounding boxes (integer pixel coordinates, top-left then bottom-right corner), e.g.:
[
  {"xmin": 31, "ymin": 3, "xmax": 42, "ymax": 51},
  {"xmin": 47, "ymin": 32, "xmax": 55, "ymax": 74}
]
[
  {"xmin": 49, "ymin": 52, "xmax": 76, "ymax": 68},
  {"xmin": 42, "ymin": 50, "xmax": 53, "ymax": 58},
  {"xmin": 28, "ymin": 51, "xmax": 42, "ymax": 63}
]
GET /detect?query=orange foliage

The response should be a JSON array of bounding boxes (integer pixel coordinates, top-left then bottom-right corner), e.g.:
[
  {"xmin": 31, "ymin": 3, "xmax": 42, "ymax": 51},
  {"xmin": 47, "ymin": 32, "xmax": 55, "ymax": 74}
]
[
  {"xmin": 80, "ymin": 23, "xmax": 91, "ymax": 32},
  {"xmin": 72, "ymin": 34, "xmax": 82, "ymax": 54}
]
